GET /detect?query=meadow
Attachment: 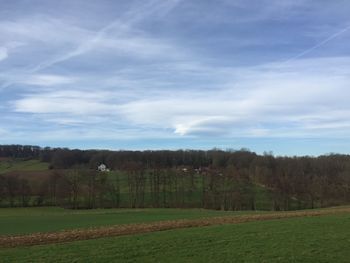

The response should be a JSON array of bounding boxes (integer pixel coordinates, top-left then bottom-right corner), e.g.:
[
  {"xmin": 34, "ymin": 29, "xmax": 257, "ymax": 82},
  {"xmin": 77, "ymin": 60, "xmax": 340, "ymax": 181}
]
[
  {"xmin": 0, "ymin": 156, "xmax": 349, "ymax": 262},
  {"xmin": 0, "ymin": 210, "xmax": 349, "ymax": 262},
  {"xmin": 0, "ymin": 159, "xmax": 49, "ymax": 174},
  {"xmin": 0, "ymin": 207, "xmax": 251, "ymax": 235}
]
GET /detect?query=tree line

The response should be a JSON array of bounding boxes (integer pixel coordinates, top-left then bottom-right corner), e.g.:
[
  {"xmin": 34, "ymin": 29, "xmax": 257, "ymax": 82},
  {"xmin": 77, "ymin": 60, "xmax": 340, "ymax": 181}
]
[{"xmin": 0, "ymin": 145, "xmax": 349, "ymax": 210}]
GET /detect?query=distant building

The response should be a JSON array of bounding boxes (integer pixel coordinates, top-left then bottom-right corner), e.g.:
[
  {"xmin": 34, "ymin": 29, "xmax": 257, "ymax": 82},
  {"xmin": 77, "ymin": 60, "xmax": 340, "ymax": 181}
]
[{"xmin": 97, "ymin": 163, "xmax": 109, "ymax": 172}]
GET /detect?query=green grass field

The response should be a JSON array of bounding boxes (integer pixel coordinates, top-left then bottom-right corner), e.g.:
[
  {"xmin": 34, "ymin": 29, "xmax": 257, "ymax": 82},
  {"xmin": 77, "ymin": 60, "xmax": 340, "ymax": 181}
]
[
  {"xmin": 0, "ymin": 159, "xmax": 49, "ymax": 174},
  {"xmin": 0, "ymin": 159, "xmax": 348, "ymax": 262},
  {"xmin": 0, "ymin": 207, "xmax": 256, "ymax": 236},
  {"xmin": 0, "ymin": 212, "xmax": 349, "ymax": 262}
]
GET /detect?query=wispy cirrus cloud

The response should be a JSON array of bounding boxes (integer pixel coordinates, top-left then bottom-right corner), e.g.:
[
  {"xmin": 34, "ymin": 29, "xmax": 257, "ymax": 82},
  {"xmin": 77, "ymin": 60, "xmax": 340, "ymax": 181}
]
[
  {"xmin": 14, "ymin": 90, "xmax": 117, "ymax": 115},
  {"xmin": 1, "ymin": 0, "xmax": 350, "ymax": 155},
  {"xmin": 12, "ymin": 56, "xmax": 350, "ymax": 140},
  {"xmin": 31, "ymin": 0, "xmax": 183, "ymax": 72},
  {"xmin": 0, "ymin": 1, "xmax": 185, "ymax": 90},
  {"xmin": 22, "ymin": 74, "xmax": 76, "ymax": 86},
  {"xmin": 0, "ymin": 41, "xmax": 26, "ymax": 63},
  {"xmin": 0, "ymin": 47, "xmax": 8, "ymax": 61}
]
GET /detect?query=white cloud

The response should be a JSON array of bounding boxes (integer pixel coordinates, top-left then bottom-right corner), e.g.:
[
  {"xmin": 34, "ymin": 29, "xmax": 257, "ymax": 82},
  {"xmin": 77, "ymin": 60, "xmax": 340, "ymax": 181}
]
[
  {"xmin": 116, "ymin": 56, "xmax": 350, "ymax": 138},
  {"xmin": 23, "ymin": 74, "xmax": 75, "ymax": 86},
  {"xmin": 0, "ymin": 47, "xmax": 8, "ymax": 61},
  {"xmin": 14, "ymin": 90, "xmax": 117, "ymax": 115},
  {"xmin": 2, "ymin": 0, "xmax": 350, "ymax": 147},
  {"xmin": 28, "ymin": 0, "xmax": 183, "ymax": 71},
  {"xmin": 11, "ymin": 56, "xmax": 350, "ymax": 140},
  {"xmin": 0, "ymin": 1, "xmax": 185, "ymax": 90},
  {"xmin": 10, "ymin": 53, "xmax": 350, "ymax": 140}
]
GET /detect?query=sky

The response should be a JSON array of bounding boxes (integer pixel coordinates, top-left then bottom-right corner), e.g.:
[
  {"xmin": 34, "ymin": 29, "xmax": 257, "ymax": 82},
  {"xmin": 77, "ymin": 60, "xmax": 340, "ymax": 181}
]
[{"xmin": 1, "ymin": 0, "xmax": 350, "ymax": 156}]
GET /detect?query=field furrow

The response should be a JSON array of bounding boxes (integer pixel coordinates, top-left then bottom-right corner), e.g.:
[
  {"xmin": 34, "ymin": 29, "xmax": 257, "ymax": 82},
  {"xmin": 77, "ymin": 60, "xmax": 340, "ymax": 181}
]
[{"xmin": 1, "ymin": 207, "xmax": 349, "ymax": 248}]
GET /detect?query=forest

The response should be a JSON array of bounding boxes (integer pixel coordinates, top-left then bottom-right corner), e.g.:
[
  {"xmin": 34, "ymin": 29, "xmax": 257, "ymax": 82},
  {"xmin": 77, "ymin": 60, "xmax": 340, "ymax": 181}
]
[{"xmin": 0, "ymin": 145, "xmax": 349, "ymax": 210}]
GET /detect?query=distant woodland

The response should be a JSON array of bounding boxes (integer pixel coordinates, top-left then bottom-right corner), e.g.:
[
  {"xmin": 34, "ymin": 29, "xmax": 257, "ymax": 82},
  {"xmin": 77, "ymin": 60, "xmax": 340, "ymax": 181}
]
[{"xmin": 0, "ymin": 145, "xmax": 349, "ymax": 210}]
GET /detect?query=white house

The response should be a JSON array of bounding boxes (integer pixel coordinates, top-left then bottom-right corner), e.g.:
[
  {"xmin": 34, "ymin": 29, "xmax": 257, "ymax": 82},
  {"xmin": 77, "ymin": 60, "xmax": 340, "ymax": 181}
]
[{"xmin": 97, "ymin": 163, "xmax": 109, "ymax": 172}]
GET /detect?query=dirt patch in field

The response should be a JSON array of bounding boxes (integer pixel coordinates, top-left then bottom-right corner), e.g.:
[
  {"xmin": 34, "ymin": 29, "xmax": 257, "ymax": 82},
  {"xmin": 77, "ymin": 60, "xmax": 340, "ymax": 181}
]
[{"xmin": 1, "ymin": 207, "xmax": 349, "ymax": 248}]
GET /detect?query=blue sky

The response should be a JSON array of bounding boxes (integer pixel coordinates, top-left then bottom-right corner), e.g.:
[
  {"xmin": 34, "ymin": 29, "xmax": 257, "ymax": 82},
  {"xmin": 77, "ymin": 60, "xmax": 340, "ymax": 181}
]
[{"xmin": 1, "ymin": 0, "xmax": 350, "ymax": 156}]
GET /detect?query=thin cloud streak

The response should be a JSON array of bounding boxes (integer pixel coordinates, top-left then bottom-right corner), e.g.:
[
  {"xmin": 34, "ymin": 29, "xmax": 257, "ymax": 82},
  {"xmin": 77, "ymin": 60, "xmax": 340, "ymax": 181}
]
[
  {"xmin": 11, "ymin": 56, "xmax": 350, "ymax": 140},
  {"xmin": 0, "ymin": 47, "xmax": 8, "ymax": 61},
  {"xmin": 32, "ymin": 0, "xmax": 182, "ymax": 72},
  {"xmin": 283, "ymin": 24, "xmax": 350, "ymax": 64}
]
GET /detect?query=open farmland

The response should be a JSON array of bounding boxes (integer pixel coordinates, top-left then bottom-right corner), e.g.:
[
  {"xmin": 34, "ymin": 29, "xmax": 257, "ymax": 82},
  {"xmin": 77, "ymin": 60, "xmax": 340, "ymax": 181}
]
[
  {"xmin": 2, "ymin": 0, "xmax": 350, "ymax": 261},
  {"xmin": 0, "ymin": 151, "xmax": 349, "ymax": 263},
  {"xmin": 0, "ymin": 207, "xmax": 249, "ymax": 236},
  {"xmin": 0, "ymin": 207, "xmax": 349, "ymax": 262},
  {"xmin": 0, "ymin": 159, "xmax": 49, "ymax": 174}
]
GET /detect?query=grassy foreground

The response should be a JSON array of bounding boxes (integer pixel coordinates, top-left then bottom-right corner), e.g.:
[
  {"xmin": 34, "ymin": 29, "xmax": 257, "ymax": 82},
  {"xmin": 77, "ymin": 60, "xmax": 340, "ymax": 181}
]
[
  {"xmin": 0, "ymin": 159, "xmax": 49, "ymax": 174},
  {"xmin": 0, "ymin": 207, "xmax": 251, "ymax": 236},
  {"xmin": 0, "ymin": 213, "xmax": 349, "ymax": 262}
]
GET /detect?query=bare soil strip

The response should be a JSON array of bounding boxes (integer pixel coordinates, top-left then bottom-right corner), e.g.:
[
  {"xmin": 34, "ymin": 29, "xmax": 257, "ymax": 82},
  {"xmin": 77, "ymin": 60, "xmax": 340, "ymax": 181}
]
[{"xmin": 1, "ymin": 207, "xmax": 349, "ymax": 248}]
